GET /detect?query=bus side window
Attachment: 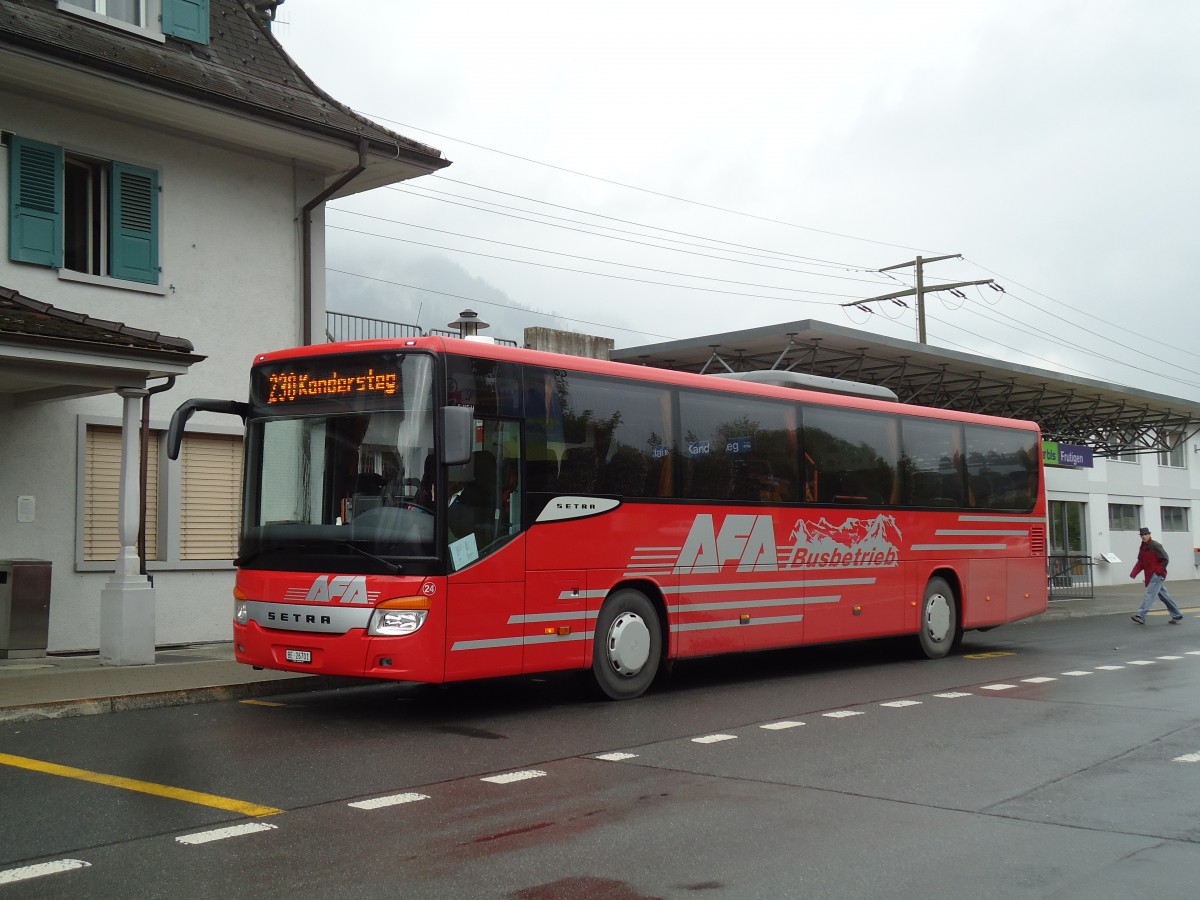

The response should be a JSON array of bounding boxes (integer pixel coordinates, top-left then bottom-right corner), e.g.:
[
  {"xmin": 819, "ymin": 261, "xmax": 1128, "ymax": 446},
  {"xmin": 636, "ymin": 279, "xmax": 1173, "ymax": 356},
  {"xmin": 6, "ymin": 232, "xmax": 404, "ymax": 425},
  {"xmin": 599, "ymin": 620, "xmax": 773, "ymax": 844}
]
[{"xmin": 559, "ymin": 446, "xmax": 598, "ymax": 493}]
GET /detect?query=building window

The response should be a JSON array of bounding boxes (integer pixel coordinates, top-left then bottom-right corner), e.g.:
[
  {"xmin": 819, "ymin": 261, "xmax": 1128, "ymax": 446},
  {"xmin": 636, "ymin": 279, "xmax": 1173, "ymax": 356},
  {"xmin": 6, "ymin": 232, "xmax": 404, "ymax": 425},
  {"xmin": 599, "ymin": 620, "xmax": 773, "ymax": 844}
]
[
  {"xmin": 1158, "ymin": 431, "xmax": 1185, "ymax": 468},
  {"xmin": 81, "ymin": 423, "xmax": 242, "ymax": 567},
  {"xmin": 84, "ymin": 425, "xmax": 160, "ymax": 562},
  {"xmin": 63, "ymin": 0, "xmax": 147, "ymax": 28},
  {"xmin": 180, "ymin": 433, "xmax": 243, "ymax": 560},
  {"xmin": 1108, "ymin": 503, "xmax": 1140, "ymax": 532},
  {"xmin": 58, "ymin": 1, "xmax": 210, "ymax": 43},
  {"xmin": 8, "ymin": 136, "xmax": 160, "ymax": 285},
  {"xmin": 1161, "ymin": 506, "xmax": 1190, "ymax": 533}
]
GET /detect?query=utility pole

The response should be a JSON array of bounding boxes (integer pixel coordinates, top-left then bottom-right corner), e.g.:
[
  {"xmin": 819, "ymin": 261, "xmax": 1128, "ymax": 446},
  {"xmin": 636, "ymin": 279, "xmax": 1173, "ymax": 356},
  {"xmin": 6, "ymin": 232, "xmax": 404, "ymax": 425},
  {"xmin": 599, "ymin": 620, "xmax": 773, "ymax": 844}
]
[{"xmin": 842, "ymin": 253, "xmax": 996, "ymax": 344}]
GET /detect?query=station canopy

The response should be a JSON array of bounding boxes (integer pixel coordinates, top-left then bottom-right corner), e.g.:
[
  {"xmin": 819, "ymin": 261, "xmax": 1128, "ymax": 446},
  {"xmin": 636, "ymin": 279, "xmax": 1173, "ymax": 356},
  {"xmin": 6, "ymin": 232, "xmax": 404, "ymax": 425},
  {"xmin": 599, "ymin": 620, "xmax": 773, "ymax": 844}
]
[{"xmin": 612, "ymin": 320, "xmax": 1200, "ymax": 458}]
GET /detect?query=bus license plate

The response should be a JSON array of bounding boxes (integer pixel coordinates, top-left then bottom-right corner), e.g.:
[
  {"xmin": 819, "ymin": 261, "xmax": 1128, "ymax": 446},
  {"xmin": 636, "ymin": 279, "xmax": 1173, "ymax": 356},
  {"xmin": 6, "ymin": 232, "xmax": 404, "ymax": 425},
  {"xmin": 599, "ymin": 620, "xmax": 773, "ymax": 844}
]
[{"xmin": 285, "ymin": 649, "xmax": 312, "ymax": 664}]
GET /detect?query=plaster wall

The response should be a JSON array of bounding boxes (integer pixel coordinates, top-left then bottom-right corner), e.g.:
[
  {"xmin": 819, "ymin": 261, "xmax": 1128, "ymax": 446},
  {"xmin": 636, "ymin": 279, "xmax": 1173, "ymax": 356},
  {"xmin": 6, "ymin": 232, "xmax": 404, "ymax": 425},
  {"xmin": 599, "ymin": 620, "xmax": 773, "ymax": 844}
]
[{"xmin": 0, "ymin": 88, "xmax": 329, "ymax": 650}]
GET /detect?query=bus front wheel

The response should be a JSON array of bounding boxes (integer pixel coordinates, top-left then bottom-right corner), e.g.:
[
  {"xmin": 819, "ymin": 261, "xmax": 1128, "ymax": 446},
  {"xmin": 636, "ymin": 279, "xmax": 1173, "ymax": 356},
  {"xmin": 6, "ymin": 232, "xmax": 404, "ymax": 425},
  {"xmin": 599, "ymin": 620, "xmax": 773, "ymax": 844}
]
[
  {"xmin": 917, "ymin": 577, "xmax": 960, "ymax": 659},
  {"xmin": 592, "ymin": 589, "xmax": 662, "ymax": 700}
]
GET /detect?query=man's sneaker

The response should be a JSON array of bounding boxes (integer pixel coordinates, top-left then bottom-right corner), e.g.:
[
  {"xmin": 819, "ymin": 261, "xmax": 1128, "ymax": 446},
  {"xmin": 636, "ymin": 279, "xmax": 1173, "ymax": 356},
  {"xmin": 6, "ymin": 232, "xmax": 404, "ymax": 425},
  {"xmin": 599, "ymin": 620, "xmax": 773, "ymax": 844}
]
[
  {"xmin": 1131, "ymin": 614, "xmax": 1146, "ymax": 624},
  {"xmin": 1169, "ymin": 616, "xmax": 1183, "ymax": 625}
]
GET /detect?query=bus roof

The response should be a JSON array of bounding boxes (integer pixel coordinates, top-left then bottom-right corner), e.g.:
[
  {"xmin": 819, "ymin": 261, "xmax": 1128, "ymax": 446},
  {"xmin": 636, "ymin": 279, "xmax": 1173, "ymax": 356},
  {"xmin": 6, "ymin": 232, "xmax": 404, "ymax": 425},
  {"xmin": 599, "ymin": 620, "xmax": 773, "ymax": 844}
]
[{"xmin": 252, "ymin": 336, "xmax": 1040, "ymax": 432}]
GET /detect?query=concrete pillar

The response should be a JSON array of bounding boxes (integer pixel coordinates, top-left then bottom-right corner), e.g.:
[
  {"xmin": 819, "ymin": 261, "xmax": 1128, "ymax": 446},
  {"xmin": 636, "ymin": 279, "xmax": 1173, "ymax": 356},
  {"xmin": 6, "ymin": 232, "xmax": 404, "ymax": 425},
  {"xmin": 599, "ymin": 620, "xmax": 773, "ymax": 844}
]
[{"xmin": 100, "ymin": 388, "xmax": 156, "ymax": 666}]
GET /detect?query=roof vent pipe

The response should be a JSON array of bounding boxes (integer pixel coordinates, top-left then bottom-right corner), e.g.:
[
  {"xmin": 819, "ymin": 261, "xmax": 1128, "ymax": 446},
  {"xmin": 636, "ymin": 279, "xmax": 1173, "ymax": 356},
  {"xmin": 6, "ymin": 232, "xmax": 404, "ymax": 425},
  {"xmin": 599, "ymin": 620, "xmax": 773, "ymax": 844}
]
[{"xmin": 448, "ymin": 309, "xmax": 490, "ymax": 340}]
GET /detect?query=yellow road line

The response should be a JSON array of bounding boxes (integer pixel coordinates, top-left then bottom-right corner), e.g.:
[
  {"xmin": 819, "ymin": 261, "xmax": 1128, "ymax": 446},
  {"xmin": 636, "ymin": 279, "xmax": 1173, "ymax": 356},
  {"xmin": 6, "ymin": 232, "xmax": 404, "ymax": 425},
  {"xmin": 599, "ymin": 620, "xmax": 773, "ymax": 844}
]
[
  {"xmin": 240, "ymin": 699, "xmax": 288, "ymax": 707},
  {"xmin": 0, "ymin": 753, "xmax": 281, "ymax": 817}
]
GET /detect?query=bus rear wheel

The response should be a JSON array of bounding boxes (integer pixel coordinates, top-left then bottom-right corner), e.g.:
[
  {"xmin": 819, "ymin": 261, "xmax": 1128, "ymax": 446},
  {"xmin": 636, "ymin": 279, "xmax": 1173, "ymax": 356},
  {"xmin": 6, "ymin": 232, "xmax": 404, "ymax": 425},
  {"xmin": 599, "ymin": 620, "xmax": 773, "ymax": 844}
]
[
  {"xmin": 592, "ymin": 589, "xmax": 662, "ymax": 700},
  {"xmin": 917, "ymin": 576, "xmax": 960, "ymax": 659}
]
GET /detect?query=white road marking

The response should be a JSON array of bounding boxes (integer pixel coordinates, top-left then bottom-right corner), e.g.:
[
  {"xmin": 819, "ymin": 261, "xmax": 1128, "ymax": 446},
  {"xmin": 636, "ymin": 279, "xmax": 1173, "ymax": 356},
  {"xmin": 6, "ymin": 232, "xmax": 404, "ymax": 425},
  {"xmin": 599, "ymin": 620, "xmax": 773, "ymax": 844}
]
[
  {"xmin": 349, "ymin": 792, "xmax": 430, "ymax": 810},
  {"xmin": 1095, "ymin": 665, "xmax": 1125, "ymax": 671},
  {"xmin": 760, "ymin": 721, "xmax": 805, "ymax": 730},
  {"xmin": 822, "ymin": 710, "xmax": 864, "ymax": 718},
  {"xmin": 595, "ymin": 752, "xmax": 639, "ymax": 761},
  {"xmin": 481, "ymin": 770, "xmax": 547, "ymax": 784},
  {"xmin": 0, "ymin": 860, "xmax": 91, "ymax": 885},
  {"xmin": 980, "ymin": 683, "xmax": 1018, "ymax": 691},
  {"xmin": 1061, "ymin": 671, "xmax": 1092, "ymax": 676},
  {"xmin": 1173, "ymin": 753, "xmax": 1200, "ymax": 763},
  {"xmin": 1127, "ymin": 660, "xmax": 1155, "ymax": 666},
  {"xmin": 879, "ymin": 700, "xmax": 922, "ymax": 708},
  {"xmin": 692, "ymin": 734, "xmax": 737, "ymax": 744},
  {"xmin": 934, "ymin": 692, "xmax": 973, "ymax": 698},
  {"xmin": 175, "ymin": 823, "xmax": 278, "ymax": 845},
  {"xmin": 1185, "ymin": 651, "xmax": 1200, "ymax": 656},
  {"xmin": 1022, "ymin": 677, "xmax": 1057, "ymax": 684},
  {"xmin": 1157, "ymin": 656, "xmax": 1183, "ymax": 660}
]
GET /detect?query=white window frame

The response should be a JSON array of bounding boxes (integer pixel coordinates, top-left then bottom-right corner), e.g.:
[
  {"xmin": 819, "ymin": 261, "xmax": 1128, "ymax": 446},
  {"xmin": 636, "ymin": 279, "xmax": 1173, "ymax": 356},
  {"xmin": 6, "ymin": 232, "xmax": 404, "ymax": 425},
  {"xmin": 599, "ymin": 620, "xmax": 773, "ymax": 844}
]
[
  {"xmin": 1157, "ymin": 430, "xmax": 1186, "ymax": 468},
  {"xmin": 58, "ymin": 0, "xmax": 166, "ymax": 42},
  {"xmin": 1161, "ymin": 506, "xmax": 1190, "ymax": 533},
  {"xmin": 1107, "ymin": 503, "xmax": 1141, "ymax": 532},
  {"xmin": 76, "ymin": 414, "xmax": 244, "ymax": 572}
]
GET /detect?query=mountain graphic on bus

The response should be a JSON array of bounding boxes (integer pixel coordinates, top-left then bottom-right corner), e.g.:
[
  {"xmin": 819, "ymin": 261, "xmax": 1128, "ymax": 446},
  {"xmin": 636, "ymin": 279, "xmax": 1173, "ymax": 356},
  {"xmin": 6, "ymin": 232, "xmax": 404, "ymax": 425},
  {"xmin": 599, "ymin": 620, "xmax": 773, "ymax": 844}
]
[{"xmin": 782, "ymin": 514, "xmax": 901, "ymax": 569}]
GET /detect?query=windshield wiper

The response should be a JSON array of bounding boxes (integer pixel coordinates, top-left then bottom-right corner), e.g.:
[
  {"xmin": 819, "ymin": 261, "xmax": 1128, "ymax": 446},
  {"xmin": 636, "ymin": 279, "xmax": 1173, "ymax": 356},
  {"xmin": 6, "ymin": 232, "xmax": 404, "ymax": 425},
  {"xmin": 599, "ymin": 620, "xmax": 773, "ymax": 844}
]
[{"xmin": 334, "ymin": 540, "xmax": 403, "ymax": 575}]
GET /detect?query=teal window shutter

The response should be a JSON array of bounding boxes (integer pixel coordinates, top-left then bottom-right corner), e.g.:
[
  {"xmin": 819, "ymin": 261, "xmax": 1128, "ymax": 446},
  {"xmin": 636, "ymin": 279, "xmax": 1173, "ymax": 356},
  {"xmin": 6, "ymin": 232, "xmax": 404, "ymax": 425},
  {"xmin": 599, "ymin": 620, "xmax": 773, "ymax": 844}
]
[
  {"xmin": 8, "ymin": 136, "xmax": 63, "ymax": 267},
  {"xmin": 109, "ymin": 163, "xmax": 159, "ymax": 284},
  {"xmin": 162, "ymin": 0, "xmax": 210, "ymax": 44}
]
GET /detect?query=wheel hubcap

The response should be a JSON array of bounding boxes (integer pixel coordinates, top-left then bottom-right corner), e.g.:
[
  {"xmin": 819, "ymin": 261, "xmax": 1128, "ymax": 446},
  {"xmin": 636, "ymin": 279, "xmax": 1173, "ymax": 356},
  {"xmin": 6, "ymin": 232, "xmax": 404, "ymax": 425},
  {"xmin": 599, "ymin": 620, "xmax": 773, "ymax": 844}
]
[
  {"xmin": 925, "ymin": 593, "xmax": 951, "ymax": 643},
  {"xmin": 607, "ymin": 612, "xmax": 651, "ymax": 676}
]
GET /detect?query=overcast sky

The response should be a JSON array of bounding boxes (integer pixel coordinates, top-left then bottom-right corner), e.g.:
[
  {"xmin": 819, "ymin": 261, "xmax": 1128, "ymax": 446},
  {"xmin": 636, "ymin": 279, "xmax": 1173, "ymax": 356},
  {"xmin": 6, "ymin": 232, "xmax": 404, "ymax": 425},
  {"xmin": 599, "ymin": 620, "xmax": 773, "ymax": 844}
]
[{"xmin": 276, "ymin": 1, "xmax": 1199, "ymax": 403}]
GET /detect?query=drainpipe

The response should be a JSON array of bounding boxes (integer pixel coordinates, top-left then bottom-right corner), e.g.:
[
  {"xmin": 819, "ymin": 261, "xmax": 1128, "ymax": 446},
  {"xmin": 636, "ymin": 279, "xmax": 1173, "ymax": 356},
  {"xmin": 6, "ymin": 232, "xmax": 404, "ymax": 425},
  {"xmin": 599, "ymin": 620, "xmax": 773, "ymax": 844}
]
[
  {"xmin": 301, "ymin": 138, "xmax": 368, "ymax": 345},
  {"xmin": 139, "ymin": 376, "xmax": 176, "ymax": 578}
]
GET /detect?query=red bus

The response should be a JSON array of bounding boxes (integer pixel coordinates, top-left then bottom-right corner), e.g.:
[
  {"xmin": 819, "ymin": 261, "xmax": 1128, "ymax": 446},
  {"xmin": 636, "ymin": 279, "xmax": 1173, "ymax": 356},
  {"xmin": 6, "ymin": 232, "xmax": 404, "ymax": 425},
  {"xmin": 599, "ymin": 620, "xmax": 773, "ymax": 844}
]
[{"xmin": 168, "ymin": 336, "xmax": 1047, "ymax": 700}]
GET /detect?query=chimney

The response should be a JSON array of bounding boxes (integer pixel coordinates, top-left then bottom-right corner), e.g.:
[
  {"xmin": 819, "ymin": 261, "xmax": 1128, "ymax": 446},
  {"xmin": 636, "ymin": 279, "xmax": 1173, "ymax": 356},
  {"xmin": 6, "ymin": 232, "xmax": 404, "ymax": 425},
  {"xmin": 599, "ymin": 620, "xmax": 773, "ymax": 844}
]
[{"xmin": 251, "ymin": 0, "xmax": 284, "ymax": 29}]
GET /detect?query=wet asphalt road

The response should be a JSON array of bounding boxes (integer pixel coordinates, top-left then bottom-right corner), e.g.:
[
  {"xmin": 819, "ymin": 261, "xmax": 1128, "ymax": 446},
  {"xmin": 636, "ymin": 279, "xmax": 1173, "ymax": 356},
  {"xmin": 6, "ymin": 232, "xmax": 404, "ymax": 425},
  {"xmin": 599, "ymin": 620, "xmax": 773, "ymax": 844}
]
[{"xmin": 2, "ymin": 610, "xmax": 1199, "ymax": 899}]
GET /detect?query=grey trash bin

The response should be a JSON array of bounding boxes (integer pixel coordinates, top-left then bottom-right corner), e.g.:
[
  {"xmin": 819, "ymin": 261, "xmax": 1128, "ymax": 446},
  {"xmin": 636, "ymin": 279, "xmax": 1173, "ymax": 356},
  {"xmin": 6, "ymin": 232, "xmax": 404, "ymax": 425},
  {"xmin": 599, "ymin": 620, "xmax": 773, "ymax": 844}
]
[{"xmin": 0, "ymin": 559, "xmax": 52, "ymax": 659}]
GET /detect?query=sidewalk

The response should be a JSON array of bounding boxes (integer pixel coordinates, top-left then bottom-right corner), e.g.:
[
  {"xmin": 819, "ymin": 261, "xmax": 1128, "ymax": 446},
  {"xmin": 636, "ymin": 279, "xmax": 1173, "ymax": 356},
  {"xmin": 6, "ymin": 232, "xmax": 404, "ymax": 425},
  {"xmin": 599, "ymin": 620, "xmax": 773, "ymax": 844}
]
[{"xmin": 3, "ymin": 582, "xmax": 1198, "ymax": 724}]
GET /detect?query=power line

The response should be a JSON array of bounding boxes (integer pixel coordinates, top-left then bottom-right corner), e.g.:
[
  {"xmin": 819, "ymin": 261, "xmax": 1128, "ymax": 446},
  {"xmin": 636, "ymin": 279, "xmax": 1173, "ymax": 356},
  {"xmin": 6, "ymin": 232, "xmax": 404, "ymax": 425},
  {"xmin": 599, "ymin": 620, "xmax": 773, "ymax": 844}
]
[
  {"xmin": 325, "ymin": 267, "xmax": 677, "ymax": 340},
  {"xmin": 325, "ymin": 223, "xmax": 861, "ymax": 303},
  {"xmin": 420, "ymin": 176, "xmax": 890, "ymax": 272},
  {"xmin": 353, "ymin": 109, "xmax": 945, "ymax": 254},
  {"xmin": 331, "ymin": 202, "xmax": 901, "ymax": 288}
]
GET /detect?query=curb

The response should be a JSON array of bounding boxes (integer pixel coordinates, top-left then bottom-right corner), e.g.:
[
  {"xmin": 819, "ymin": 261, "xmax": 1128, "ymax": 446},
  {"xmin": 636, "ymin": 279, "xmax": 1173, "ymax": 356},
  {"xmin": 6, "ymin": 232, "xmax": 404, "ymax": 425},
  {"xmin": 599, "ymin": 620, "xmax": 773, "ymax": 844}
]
[{"xmin": 0, "ymin": 676, "xmax": 363, "ymax": 725}]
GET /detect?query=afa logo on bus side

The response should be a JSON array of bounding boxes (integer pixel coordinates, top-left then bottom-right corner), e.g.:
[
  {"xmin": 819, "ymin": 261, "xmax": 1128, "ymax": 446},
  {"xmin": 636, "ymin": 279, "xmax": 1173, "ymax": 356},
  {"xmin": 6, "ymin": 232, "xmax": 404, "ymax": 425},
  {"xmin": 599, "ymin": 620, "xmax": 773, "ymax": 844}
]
[{"xmin": 673, "ymin": 513, "xmax": 901, "ymax": 574}]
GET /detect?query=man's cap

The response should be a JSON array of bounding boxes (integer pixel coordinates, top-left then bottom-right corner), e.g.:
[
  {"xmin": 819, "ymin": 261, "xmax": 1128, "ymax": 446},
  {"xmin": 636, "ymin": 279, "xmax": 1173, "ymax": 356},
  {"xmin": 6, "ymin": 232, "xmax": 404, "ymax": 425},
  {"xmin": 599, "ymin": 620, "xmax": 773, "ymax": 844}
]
[{"xmin": 1139, "ymin": 527, "xmax": 1152, "ymax": 535}]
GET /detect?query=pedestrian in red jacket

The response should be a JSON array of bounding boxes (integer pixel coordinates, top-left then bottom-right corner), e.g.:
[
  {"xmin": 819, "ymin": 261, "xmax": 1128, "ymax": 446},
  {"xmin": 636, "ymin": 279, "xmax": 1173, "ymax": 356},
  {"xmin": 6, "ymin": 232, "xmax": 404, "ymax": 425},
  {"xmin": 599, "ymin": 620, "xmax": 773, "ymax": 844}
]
[{"xmin": 1130, "ymin": 527, "xmax": 1183, "ymax": 624}]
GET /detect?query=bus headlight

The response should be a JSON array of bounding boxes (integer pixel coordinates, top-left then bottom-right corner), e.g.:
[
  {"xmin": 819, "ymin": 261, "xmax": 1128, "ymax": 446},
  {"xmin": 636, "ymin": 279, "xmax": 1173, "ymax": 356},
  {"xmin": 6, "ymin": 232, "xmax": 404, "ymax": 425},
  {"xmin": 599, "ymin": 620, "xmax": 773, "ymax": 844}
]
[
  {"xmin": 235, "ymin": 600, "xmax": 249, "ymax": 626},
  {"xmin": 368, "ymin": 597, "xmax": 431, "ymax": 636}
]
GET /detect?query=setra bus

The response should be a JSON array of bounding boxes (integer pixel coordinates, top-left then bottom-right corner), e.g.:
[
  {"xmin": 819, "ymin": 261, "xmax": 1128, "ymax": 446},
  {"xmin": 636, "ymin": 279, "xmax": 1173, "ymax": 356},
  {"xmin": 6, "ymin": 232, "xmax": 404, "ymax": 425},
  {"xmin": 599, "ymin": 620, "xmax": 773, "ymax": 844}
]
[{"xmin": 168, "ymin": 335, "xmax": 1047, "ymax": 700}]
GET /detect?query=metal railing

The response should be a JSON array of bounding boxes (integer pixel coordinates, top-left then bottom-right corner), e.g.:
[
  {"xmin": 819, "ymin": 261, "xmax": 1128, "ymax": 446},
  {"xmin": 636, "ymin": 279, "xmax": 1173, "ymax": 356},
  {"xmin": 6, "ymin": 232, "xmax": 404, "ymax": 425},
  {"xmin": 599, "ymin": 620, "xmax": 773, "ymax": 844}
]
[
  {"xmin": 1047, "ymin": 554, "xmax": 1095, "ymax": 600},
  {"xmin": 326, "ymin": 311, "xmax": 516, "ymax": 346},
  {"xmin": 325, "ymin": 311, "xmax": 422, "ymax": 342}
]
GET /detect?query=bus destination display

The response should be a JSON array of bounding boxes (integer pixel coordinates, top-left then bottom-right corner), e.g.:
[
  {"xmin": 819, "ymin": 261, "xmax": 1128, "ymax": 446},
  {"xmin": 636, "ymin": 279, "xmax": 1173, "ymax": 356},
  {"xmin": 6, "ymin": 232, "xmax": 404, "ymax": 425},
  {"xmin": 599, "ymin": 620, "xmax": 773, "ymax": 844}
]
[{"xmin": 262, "ymin": 364, "xmax": 398, "ymax": 404}]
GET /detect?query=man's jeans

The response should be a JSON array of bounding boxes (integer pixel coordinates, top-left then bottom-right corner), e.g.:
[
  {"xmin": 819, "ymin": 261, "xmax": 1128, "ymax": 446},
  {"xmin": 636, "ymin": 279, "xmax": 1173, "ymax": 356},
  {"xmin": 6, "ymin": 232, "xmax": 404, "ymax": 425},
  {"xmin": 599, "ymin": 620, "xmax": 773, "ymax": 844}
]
[{"xmin": 1138, "ymin": 573, "xmax": 1182, "ymax": 619}]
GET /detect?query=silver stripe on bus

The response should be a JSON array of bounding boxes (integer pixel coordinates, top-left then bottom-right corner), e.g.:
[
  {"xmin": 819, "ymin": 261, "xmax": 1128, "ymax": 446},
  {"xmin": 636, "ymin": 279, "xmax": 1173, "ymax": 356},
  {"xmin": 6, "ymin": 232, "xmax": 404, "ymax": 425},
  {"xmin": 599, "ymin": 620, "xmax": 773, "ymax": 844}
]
[
  {"xmin": 669, "ymin": 595, "xmax": 839, "ymax": 614},
  {"xmin": 244, "ymin": 601, "xmax": 371, "ymax": 634},
  {"xmin": 522, "ymin": 631, "xmax": 593, "ymax": 645},
  {"xmin": 451, "ymin": 636, "xmax": 525, "ymax": 651},
  {"xmin": 936, "ymin": 529, "xmax": 1027, "ymax": 536},
  {"xmin": 605, "ymin": 576, "xmax": 878, "ymax": 593},
  {"xmin": 910, "ymin": 543, "xmax": 1007, "ymax": 551},
  {"xmin": 507, "ymin": 611, "xmax": 597, "ymax": 624},
  {"xmin": 664, "ymin": 577, "xmax": 875, "ymax": 594},
  {"xmin": 957, "ymin": 515, "xmax": 1045, "ymax": 522},
  {"xmin": 282, "ymin": 589, "xmax": 381, "ymax": 602},
  {"xmin": 672, "ymin": 614, "xmax": 805, "ymax": 632}
]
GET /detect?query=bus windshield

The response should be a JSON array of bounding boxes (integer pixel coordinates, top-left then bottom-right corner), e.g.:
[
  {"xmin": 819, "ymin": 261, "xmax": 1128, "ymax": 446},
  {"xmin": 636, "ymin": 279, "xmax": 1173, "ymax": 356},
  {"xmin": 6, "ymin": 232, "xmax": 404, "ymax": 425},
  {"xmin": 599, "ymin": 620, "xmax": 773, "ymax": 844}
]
[{"xmin": 240, "ymin": 353, "xmax": 437, "ymax": 570}]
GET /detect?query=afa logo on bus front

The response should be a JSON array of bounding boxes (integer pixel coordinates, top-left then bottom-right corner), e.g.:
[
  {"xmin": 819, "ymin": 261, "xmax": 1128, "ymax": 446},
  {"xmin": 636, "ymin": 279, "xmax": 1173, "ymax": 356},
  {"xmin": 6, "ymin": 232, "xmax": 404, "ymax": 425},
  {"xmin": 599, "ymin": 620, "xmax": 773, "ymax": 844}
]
[{"xmin": 672, "ymin": 513, "xmax": 901, "ymax": 574}]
